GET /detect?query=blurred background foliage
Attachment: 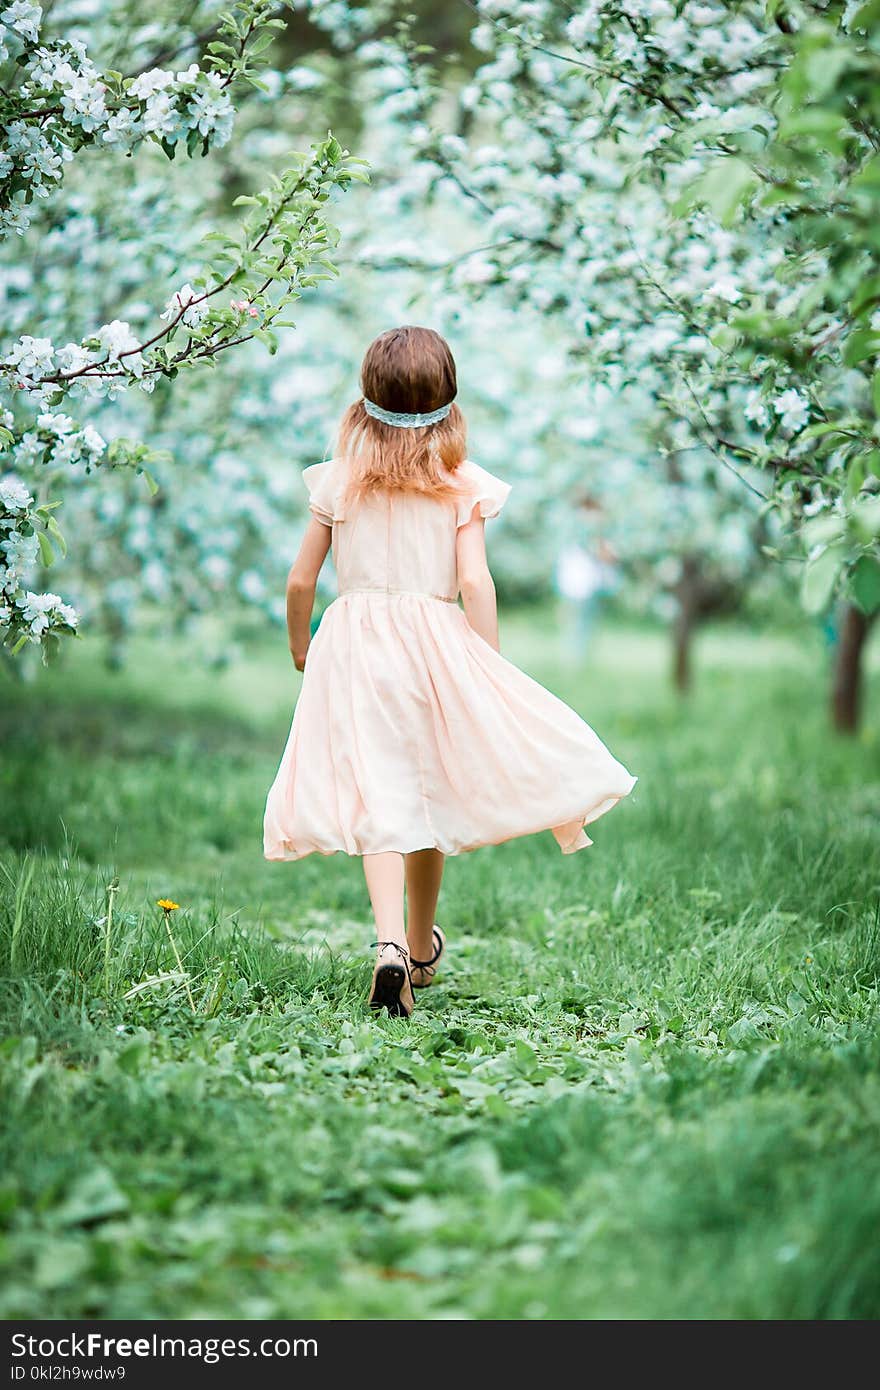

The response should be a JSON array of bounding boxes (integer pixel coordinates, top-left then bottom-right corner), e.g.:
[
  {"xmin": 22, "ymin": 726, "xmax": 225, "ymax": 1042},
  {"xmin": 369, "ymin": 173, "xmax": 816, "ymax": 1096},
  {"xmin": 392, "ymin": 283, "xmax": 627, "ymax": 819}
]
[{"xmin": 0, "ymin": 0, "xmax": 878, "ymax": 714}]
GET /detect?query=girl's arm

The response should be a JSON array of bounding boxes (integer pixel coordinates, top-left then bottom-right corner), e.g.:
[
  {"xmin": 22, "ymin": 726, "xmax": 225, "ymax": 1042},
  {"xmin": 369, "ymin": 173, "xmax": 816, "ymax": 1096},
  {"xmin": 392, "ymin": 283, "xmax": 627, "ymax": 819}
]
[
  {"xmin": 286, "ymin": 518, "xmax": 332, "ymax": 670},
  {"xmin": 456, "ymin": 507, "xmax": 500, "ymax": 651}
]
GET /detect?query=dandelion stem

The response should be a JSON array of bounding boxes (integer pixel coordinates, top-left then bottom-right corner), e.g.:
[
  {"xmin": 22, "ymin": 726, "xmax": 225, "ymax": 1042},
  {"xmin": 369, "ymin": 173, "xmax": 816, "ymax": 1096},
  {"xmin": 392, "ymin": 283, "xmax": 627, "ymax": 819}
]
[{"xmin": 164, "ymin": 911, "xmax": 196, "ymax": 1013}]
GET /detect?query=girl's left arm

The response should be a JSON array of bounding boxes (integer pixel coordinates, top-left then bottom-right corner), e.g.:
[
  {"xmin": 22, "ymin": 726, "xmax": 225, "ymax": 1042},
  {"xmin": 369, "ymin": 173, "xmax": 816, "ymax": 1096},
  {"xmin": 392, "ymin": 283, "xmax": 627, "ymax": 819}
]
[
  {"xmin": 286, "ymin": 518, "xmax": 332, "ymax": 670},
  {"xmin": 456, "ymin": 508, "xmax": 500, "ymax": 652}
]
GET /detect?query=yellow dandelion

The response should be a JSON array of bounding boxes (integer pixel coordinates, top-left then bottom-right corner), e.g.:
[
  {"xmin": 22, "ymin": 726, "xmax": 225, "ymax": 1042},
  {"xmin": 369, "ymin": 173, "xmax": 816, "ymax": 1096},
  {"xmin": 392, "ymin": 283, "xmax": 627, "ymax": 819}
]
[{"xmin": 157, "ymin": 898, "xmax": 180, "ymax": 912}]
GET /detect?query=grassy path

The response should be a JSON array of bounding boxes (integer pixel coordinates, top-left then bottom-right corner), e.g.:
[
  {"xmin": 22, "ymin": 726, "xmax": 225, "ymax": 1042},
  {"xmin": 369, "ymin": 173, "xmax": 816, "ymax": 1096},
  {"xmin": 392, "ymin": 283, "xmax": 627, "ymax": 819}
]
[{"xmin": 1, "ymin": 617, "xmax": 878, "ymax": 1317}]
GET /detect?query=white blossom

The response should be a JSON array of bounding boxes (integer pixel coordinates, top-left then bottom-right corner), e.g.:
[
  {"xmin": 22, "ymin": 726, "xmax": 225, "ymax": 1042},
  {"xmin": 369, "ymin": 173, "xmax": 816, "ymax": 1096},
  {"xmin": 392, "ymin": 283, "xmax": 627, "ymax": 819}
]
[
  {"xmin": 566, "ymin": 5, "xmax": 603, "ymax": 47},
  {"xmin": 128, "ymin": 68, "xmax": 175, "ymax": 100},
  {"xmin": 36, "ymin": 410, "xmax": 75, "ymax": 435},
  {"xmin": 187, "ymin": 73, "xmax": 234, "ymax": 145},
  {"xmin": 706, "ymin": 277, "xmax": 742, "ymax": 305},
  {"xmin": 160, "ymin": 283, "xmax": 207, "ymax": 328},
  {"xmin": 55, "ymin": 341, "xmax": 92, "ymax": 375},
  {"xmin": 19, "ymin": 589, "xmax": 62, "ymax": 635},
  {"xmin": 1, "ymin": 528, "xmax": 38, "ymax": 573},
  {"xmin": 102, "ymin": 109, "xmax": 140, "ymax": 147},
  {"xmin": 773, "ymin": 388, "xmax": 810, "ymax": 433},
  {"xmin": 1, "ymin": 2, "xmax": 41, "ymax": 43},
  {"xmin": 5, "ymin": 334, "xmax": 55, "ymax": 380},
  {"xmin": 744, "ymin": 390, "xmax": 769, "ymax": 428},
  {"xmin": 59, "ymin": 74, "xmax": 108, "ymax": 132},
  {"xmin": 142, "ymin": 91, "xmax": 182, "ymax": 140},
  {"xmin": 97, "ymin": 319, "xmax": 140, "ymax": 361},
  {"xmin": 80, "ymin": 423, "xmax": 106, "ymax": 455},
  {"xmin": 0, "ymin": 474, "xmax": 33, "ymax": 513}
]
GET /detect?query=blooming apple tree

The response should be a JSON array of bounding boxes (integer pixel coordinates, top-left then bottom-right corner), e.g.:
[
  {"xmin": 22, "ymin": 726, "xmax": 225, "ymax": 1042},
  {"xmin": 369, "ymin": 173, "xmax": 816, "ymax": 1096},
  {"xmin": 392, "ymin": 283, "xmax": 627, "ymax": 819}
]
[
  {"xmin": 0, "ymin": 0, "xmax": 280, "ymax": 237},
  {"xmin": 337, "ymin": 0, "xmax": 879, "ymax": 715},
  {"xmin": 1, "ymin": 0, "xmax": 363, "ymax": 655}
]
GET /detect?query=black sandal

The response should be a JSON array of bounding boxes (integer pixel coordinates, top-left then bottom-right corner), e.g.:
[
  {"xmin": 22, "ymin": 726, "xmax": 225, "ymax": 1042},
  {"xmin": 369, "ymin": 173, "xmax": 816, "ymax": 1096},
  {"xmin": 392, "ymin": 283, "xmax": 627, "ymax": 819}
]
[
  {"xmin": 410, "ymin": 925, "xmax": 446, "ymax": 989},
  {"xmin": 369, "ymin": 941, "xmax": 414, "ymax": 1017}
]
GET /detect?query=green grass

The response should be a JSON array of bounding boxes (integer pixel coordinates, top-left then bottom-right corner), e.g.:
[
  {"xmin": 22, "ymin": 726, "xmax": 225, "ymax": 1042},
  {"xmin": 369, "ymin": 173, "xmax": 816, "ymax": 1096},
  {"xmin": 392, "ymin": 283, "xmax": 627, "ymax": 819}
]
[{"xmin": 1, "ymin": 613, "xmax": 879, "ymax": 1319}]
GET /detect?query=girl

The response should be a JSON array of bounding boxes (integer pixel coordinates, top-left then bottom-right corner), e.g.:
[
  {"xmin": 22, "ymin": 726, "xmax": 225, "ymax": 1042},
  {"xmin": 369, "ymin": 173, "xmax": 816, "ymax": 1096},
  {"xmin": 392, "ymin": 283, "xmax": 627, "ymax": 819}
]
[{"xmin": 264, "ymin": 326, "xmax": 637, "ymax": 1018}]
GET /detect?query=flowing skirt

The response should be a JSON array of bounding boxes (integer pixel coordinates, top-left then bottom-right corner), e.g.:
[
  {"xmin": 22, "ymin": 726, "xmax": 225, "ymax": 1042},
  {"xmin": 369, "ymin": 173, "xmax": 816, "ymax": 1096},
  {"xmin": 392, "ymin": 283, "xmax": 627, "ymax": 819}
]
[{"xmin": 263, "ymin": 592, "xmax": 637, "ymax": 861}]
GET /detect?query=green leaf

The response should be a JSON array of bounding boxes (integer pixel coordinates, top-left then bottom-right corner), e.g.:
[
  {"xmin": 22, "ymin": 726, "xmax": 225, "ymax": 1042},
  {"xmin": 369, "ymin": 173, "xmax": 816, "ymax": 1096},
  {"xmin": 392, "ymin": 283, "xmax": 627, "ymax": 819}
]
[
  {"xmin": 801, "ymin": 542, "xmax": 845, "ymax": 614},
  {"xmin": 850, "ymin": 277, "xmax": 880, "ymax": 320},
  {"xmin": 54, "ymin": 1167, "xmax": 129, "ymax": 1228},
  {"xmin": 852, "ymin": 495, "xmax": 880, "ymax": 538},
  {"xmin": 37, "ymin": 530, "xmax": 54, "ymax": 567},
  {"xmin": 873, "ymin": 371, "xmax": 880, "ymax": 415},
  {"xmin": 851, "ymin": 1, "xmax": 880, "ymax": 32},
  {"xmin": 850, "ymin": 554, "xmax": 880, "ymax": 616},
  {"xmin": 254, "ymin": 328, "xmax": 279, "ymax": 355},
  {"xmin": 247, "ymin": 30, "xmax": 277, "ymax": 56},
  {"xmin": 116, "ymin": 1036, "xmax": 151, "ymax": 1075},
  {"xmin": 799, "ymin": 420, "xmax": 856, "ymax": 441},
  {"xmin": 843, "ymin": 328, "xmax": 880, "ymax": 367},
  {"xmin": 851, "ymin": 151, "xmax": 880, "ymax": 190},
  {"xmin": 33, "ymin": 1238, "xmax": 90, "ymax": 1291},
  {"xmin": 802, "ymin": 47, "xmax": 851, "ymax": 101},
  {"xmin": 513, "ymin": 1039, "xmax": 539, "ymax": 1074},
  {"xmin": 46, "ymin": 515, "xmax": 67, "ymax": 557},
  {"xmin": 709, "ymin": 324, "xmax": 739, "ymax": 351},
  {"xmin": 802, "ymin": 514, "xmax": 845, "ymax": 549},
  {"xmin": 728, "ymin": 1014, "xmax": 760, "ymax": 1045},
  {"xmin": 777, "ymin": 108, "xmax": 849, "ymax": 151},
  {"xmin": 696, "ymin": 158, "xmax": 759, "ymax": 227},
  {"xmin": 845, "ymin": 455, "xmax": 867, "ymax": 502},
  {"xmin": 141, "ymin": 470, "xmax": 160, "ymax": 497}
]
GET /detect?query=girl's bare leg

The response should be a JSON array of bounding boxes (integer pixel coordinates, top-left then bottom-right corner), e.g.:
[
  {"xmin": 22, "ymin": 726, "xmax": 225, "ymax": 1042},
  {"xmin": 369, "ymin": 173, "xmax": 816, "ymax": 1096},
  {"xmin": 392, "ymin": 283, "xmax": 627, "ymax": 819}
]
[
  {"xmin": 363, "ymin": 852, "xmax": 407, "ymax": 951},
  {"xmin": 405, "ymin": 849, "xmax": 445, "ymax": 982},
  {"xmin": 362, "ymin": 852, "xmax": 414, "ymax": 1013}
]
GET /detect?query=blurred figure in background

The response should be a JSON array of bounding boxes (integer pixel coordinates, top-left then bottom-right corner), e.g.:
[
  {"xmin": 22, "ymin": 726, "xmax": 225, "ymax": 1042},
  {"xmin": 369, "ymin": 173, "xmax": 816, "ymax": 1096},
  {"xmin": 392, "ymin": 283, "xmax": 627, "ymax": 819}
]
[{"xmin": 555, "ymin": 492, "xmax": 620, "ymax": 663}]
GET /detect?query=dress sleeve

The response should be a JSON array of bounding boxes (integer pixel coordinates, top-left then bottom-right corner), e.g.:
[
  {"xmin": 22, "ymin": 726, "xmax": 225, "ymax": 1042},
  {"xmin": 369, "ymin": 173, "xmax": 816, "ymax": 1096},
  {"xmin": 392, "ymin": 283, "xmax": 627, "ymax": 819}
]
[
  {"xmin": 453, "ymin": 460, "xmax": 512, "ymax": 529},
  {"xmin": 302, "ymin": 460, "xmax": 344, "ymax": 527}
]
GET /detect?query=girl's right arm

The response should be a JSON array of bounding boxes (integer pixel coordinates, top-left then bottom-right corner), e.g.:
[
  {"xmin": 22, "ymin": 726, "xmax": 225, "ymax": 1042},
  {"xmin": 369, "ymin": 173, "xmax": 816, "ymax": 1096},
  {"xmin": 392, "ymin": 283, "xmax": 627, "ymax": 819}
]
[
  {"xmin": 286, "ymin": 518, "xmax": 332, "ymax": 670},
  {"xmin": 456, "ymin": 507, "xmax": 500, "ymax": 651}
]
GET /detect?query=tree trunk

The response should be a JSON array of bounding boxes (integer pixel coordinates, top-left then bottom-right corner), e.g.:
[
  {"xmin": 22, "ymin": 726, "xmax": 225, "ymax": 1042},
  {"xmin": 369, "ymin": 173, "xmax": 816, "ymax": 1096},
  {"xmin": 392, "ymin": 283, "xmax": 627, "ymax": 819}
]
[
  {"xmin": 673, "ymin": 557, "xmax": 700, "ymax": 693},
  {"xmin": 673, "ymin": 609, "xmax": 692, "ymax": 693},
  {"xmin": 832, "ymin": 604, "xmax": 874, "ymax": 733}
]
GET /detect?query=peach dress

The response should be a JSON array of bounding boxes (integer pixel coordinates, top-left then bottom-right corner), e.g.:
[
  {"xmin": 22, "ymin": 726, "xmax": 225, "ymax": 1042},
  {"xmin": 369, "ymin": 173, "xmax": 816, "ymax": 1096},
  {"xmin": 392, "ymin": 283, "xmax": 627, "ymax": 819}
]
[{"xmin": 263, "ymin": 457, "xmax": 637, "ymax": 861}]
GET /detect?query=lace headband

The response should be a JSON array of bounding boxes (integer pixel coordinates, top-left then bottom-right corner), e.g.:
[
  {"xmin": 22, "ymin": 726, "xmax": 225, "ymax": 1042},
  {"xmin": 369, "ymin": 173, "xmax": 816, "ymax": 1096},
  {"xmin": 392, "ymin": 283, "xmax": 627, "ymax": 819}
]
[{"xmin": 363, "ymin": 397, "xmax": 454, "ymax": 428}]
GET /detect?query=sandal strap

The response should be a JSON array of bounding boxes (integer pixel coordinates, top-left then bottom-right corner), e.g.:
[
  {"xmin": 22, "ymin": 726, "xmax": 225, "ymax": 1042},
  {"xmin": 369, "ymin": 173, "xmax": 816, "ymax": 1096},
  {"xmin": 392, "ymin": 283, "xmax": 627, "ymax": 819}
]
[
  {"xmin": 371, "ymin": 940, "xmax": 413, "ymax": 986},
  {"xmin": 410, "ymin": 926, "xmax": 443, "ymax": 971}
]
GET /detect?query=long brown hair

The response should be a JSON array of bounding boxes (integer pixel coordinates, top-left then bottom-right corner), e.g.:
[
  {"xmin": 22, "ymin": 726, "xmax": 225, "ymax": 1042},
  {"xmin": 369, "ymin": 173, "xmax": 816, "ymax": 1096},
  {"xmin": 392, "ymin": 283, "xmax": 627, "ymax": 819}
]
[{"xmin": 339, "ymin": 326, "xmax": 467, "ymax": 502}]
